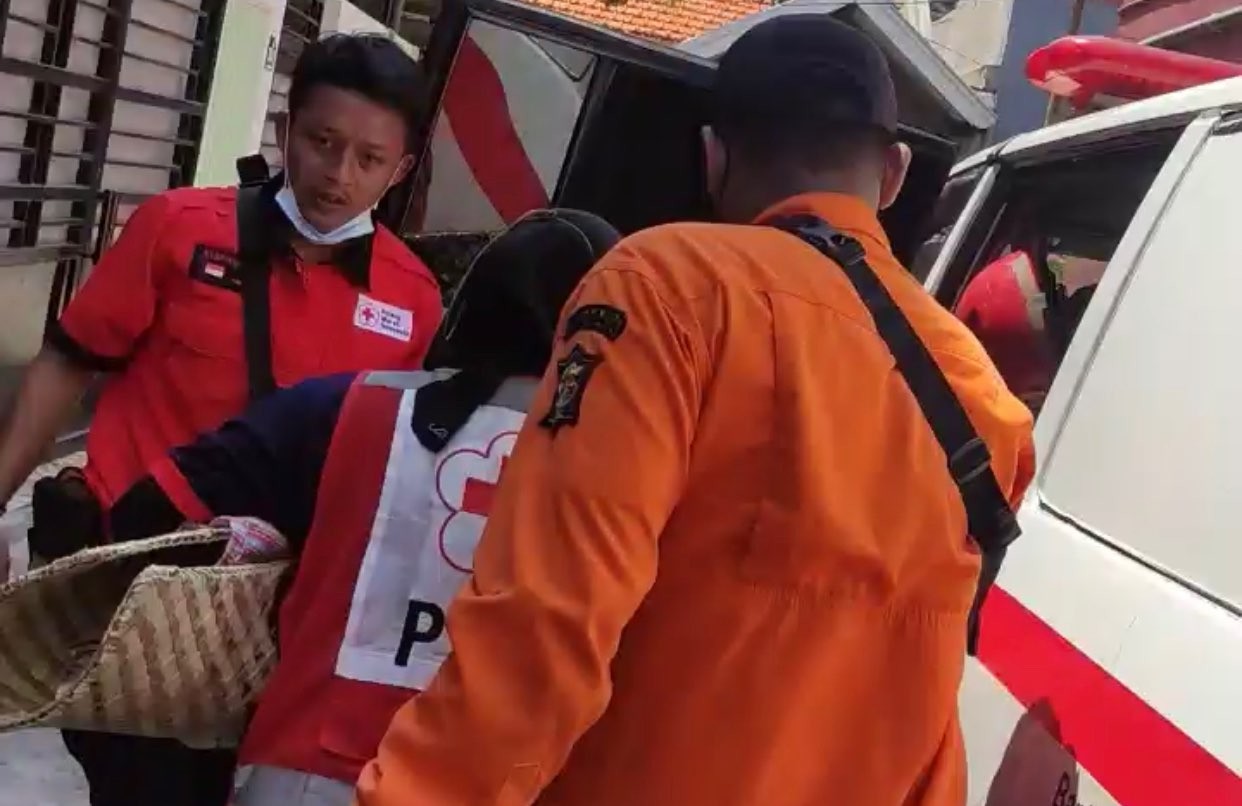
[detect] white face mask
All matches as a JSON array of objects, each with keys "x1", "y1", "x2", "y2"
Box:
[
  {"x1": 275, "y1": 120, "x2": 407, "y2": 246},
  {"x1": 274, "y1": 185, "x2": 378, "y2": 245}
]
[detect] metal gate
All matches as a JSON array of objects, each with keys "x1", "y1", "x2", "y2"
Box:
[{"x1": 0, "y1": 0, "x2": 226, "y2": 318}]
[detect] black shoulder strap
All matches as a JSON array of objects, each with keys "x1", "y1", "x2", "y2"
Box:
[
  {"x1": 236, "y1": 175, "x2": 276, "y2": 403},
  {"x1": 769, "y1": 215, "x2": 1021, "y2": 656}
]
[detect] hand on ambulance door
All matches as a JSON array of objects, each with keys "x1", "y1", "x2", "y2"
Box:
[{"x1": 356, "y1": 255, "x2": 710, "y2": 805}]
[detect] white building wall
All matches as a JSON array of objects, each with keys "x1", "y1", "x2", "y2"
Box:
[{"x1": 929, "y1": 0, "x2": 1015, "y2": 98}]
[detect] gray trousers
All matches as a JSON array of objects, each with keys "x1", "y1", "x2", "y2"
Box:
[{"x1": 233, "y1": 766, "x2": 355, "y2": 806}]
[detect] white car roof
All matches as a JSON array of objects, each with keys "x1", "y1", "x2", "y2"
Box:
[{"x1": 954, "y1": 75, "x2": 1242, "y2": 174}]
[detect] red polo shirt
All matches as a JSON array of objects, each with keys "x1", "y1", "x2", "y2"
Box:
[
  {"x1": 952, "y1": 251, "x2": 1055, "y2": 412},
  {"x1": 48, "y1": 183, "x2": 442, "y2": 508}
]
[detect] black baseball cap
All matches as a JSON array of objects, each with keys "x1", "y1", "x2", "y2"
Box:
[
  {"x1": 710, "y1": 14, "x2": 899, "y2": 139},
  {"x1": 440, "y1": 208, "x2": 620, "y2": 365}
]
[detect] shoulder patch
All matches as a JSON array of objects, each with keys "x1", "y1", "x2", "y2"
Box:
[
  {"x1": 540, "y1": 345, "x2": 602, "y2": 434},
  {"x1": 564, "y1": 304, "x2": 627, "y2": 342}
]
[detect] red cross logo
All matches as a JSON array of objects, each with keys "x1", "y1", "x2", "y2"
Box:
[
  {"x1": 434, "y1": 432, "x2": 518, "y2": 573},
  {"x1": 360, "y1": 305, "x2": 377, "y2": 325},
  {"x1": 461, "y1": 457, "x2": 508, "y2": 516}
]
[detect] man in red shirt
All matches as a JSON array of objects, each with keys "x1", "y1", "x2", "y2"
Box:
[
  {"x1": 953, "y1": 250, "x2": 1057, "y2": 414},
  {"x1": 953, "y1": 246, "x2": 1106, "y2": 416},
  {"x1": 95, "y1": 209, "x2": 621, "y2": 806},
  {"x1": 0, "y1": 32, "x2": 442, "y2": 806}
]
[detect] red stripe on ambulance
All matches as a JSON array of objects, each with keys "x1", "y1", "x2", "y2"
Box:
[
  {"x1": 444, "y1": 35, "x2": 549, "y2": 222},
  {"x1": 978, "y1": 587, "x2": 1242, "y2": 805}
]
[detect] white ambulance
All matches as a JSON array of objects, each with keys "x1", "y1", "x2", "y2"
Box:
[{"x1": 922, "y1": 76, "x2": 1242, "y2": 805}]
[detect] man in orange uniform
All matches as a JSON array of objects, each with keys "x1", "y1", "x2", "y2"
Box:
[{"x1": 357, "y1": 16, "x2": 1035, "y2": 806}]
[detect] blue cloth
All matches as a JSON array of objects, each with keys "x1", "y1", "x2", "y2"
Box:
[{"x1": 166, "y1": 372, "x2": 357, "y2": 546}]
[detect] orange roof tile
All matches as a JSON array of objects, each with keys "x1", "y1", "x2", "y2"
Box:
[{"x1": 524, "y1": 0, "x2": 766, "y2": 43}]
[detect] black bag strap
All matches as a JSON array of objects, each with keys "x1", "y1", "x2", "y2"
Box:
[
  {"x1": 769, "y1": 215, "x2": 1021, "y2": 656},
  {"x1": 235, "y1": 157, "x2": 276, "y2": 402}
]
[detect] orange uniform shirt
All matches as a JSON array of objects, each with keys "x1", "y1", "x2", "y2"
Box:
[{"x1": 357, "y1": 193, "x2": 1035, "y2": 806}]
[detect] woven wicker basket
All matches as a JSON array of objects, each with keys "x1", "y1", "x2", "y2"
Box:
[{"x1": 0, "y1": 528, "x2": 288, "y2": 748}]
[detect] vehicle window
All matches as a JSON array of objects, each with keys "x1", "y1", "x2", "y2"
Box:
[
  {"x1": 1041, "y1": 122, "x2": 1242, "y2": 609},
  {"x1": 946, "y1": 133, "x2": 1179, "y2": 416},
  {"x1": 910, "y1": 165, "x2": 985, "y2": 282},
  {"x1": 419, "y1": 19, "x2": 595, "y2": 234}
]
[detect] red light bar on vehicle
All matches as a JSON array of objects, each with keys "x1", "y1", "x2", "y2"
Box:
[{"x1": 1027, "y1": 35, "x2": 1242, "y2": 108}]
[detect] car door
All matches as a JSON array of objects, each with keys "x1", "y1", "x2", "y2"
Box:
[{"x1": 938, "y1": 110, "x2": 1242, "y2": 804}]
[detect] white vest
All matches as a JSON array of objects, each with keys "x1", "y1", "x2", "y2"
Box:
[{"x1": 334, "y1": 371, "x2": 535, "y2": 690}]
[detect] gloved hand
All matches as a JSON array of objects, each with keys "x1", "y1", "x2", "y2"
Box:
[{"x1": 27, "y1": 467, "x2": 102, "y2": 562}]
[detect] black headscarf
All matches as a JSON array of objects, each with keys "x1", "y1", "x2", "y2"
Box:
[{"x1": 411, "y1": 209, "x2": 621, "y2": 451}]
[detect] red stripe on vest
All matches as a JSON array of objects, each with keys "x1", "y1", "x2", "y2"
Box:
[
  {"x1": 978, "y1": 587, "x2": 1242, "y2": 804},
  {"x1": 239, "y1": 380, "x2": 414, "y2": 783},
  {"x1": 444, "y1": 34, "x2": 549, "y2": 222}
]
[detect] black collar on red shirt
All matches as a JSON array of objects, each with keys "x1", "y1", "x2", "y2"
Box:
[{"x1": 252, "y1": 174, "x2": 375, "y2": 290}]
